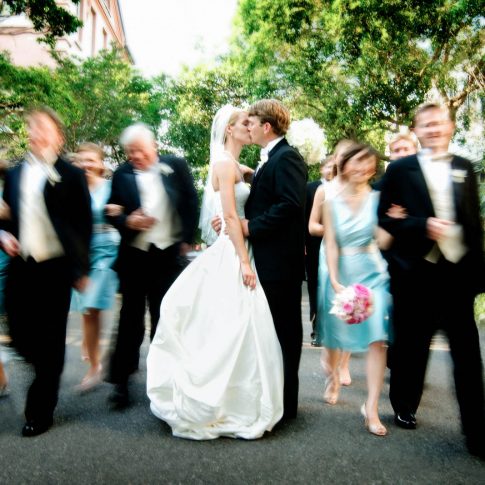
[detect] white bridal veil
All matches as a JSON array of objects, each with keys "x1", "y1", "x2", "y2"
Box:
[{"x1": 198, "y1": 104, "x2": 240, "y2": 245}]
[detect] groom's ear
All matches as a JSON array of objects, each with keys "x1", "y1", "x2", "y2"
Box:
[{"x1": 263, "y1": 122, "x2": 273, "y2": 135}]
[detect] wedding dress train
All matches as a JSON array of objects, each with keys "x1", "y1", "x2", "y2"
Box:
[{"x1": 147, "y1": 181, "x2": 284, "y2": 440}]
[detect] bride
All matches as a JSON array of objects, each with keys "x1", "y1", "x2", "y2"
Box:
[{"x1": 146, "y1": 105, "x2": 284, "y2": 440}]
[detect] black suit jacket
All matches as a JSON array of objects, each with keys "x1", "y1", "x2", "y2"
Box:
[
  {"x1": 377, "y1": 154, "x2": 484, "y2": 295},
  {"x1": 107, "y1": 154, "x2": 199, "y2": 259},
  {"x1": 305, "y1": 180, "x2": 323, "y2": 255},
  {"x1": 245, "y1": 139, "x2": 308, "y2": 282},
  {"x1": 1, "y1": 156, "x2": 92, "y2": 283}
]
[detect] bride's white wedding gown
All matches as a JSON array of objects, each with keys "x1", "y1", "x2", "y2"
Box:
[{"x1": 146, "y1": 181, "x2": 284, "y2": 440}]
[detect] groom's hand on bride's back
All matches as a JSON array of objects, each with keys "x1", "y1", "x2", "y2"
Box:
[
  {"x1": 211, "y1": 215, "x2": 222, "y2": 235},
  {"x1": 211, "y1": 216, "x2": 249, "y2": 237}
]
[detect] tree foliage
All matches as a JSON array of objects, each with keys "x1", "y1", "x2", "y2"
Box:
[
  {"x1": 0, "y1": 49, "x2": 161, "y2": 162},
  {"x1": 155, "y1": 63, "x2": 268, "y2": 170},
  {"x1": 1, "y1": 0, "x2": 82, "y2": 47},
  {"x1": 232, "y1": 0, "x2": 484, "y2": 147}
]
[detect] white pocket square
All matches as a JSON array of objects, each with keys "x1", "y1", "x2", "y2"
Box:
[
  {"x1": 159, "y1": 163, "x2": 174, "y2": 175},
  {"x1": 451, "y1": 169, "x2": 467, "y2": 183}
]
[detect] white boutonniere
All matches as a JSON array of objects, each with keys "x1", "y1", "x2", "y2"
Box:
[
  {"x1": 451, "y1": 169, "x2": 467, "y2": 183},
  {"x1": 45, "y1": 164, "x2": 62, "y2": 186},
  {"x1": 159, "y1": 163, "x2": 174, "y2": 176}
]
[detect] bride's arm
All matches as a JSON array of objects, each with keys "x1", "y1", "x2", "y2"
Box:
[
  {"x1": 213, "y1": 161, "x2": 256, "y2": 289},
  {"x1": 308, "y1": 185, "x2": 325, "y2": 237}
]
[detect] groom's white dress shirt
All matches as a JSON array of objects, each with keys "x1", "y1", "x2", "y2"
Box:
[
  {"x1": 255, "y1": 136, "x2": 284, "y2": 175},
  {"x1": 19, "y1": 152, "x2": 64, "y2": 262},
  {"x1": 418, "y1": 149, "x2": 467, "y2": 264},
  {"x1": 132, "y1": 161, "x2": 182, "y2": 251}
]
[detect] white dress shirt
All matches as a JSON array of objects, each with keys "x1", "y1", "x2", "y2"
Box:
[
  {"x1": 19, "y1": 153, "x2": 64, "y2": 262},
  {"x1": 255, "y1": 136, "x2": 284, "y2": 175},
  {"x1": 418, "y1": 149, "x2": 467, "y2": 263},
  {"x1": 131, "y1": 162, "x2": 182, "y2": 251}
]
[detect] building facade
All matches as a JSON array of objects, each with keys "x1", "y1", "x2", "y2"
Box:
[{"x1": 0, "y1": 0, "x2": 130, "y2": 67}]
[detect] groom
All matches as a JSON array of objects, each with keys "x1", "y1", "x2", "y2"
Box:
[{"x1": 242, "y1": 99, "x2": 308, "y2": 419}]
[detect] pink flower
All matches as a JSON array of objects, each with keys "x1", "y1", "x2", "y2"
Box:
[{"x1": 329, "y1": 283, "x2": 374, "y2": 325}]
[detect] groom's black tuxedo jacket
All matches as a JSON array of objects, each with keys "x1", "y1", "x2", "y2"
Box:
[
  {"x1": 377, "y1": 154, "x2": 484, "y2": 295},
  {"x1": 245, "y1": 139, "x2": 308, "y2": 282},
  {"x1": 1, "y1": 156, "x2": 92, "y2": 283},
  {"x1": 106, "y1": 155, "x2": 198, "y2": 265}
]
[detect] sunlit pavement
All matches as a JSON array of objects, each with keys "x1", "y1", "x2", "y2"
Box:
[{"x1": 1, "y1": 284, "x2": 484, "y2": 484}]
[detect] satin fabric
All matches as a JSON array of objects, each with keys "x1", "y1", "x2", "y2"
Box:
[{"x1": 147, "y1": 182, "x2": 284, "y2": 440}]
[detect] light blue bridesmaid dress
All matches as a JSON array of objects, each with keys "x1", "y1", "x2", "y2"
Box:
[
  {"x1": 315, "y1": 191, "x2": 390, "y2": 351},
  {"x1": 71, "y1": 180, "x2": 120, "y2": 312}
]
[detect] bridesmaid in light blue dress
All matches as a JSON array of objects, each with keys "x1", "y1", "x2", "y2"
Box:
[
  {"x1": 321, "y1": 142, "x2": 390, "y2": 436},
  {"x1": 71, "y1": 144, "x2": 120, "y2": 392}
]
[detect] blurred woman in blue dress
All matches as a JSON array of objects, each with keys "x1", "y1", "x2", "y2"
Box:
[
  {"x1": 321, "y1": 143, "x2": 391, "y2": 436},
  {"x1": 71, "y1": 143, "x2": 120, "y2": 392}
]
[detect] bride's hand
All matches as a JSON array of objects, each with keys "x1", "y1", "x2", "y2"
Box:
[{"x1": 241, "y1": 262, "x2": 256, "y2": 290}]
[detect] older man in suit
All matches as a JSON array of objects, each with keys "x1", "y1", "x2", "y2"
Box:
[
  {"x1": 378, "y1": 103, "x2": 485, "y2": 459},
  {"x1": 105, "y1": 123, "x2": 198, "y2": 408},
  {"x1": 1, "y1": 107, "x2": 92, "y2": 436}
]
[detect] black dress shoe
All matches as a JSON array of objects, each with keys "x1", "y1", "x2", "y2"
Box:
[
  {"x1": 22, "y1": 419, "x2": 53, "y2": 437},
  {"x1": 466, "y1": 438, "x2": 485, "y2": 460},
  {"x1": 108, "y1": 383, "x2": 130, "y2": 410},
  {"x1": 394, "y1": 412, "x2": 417, "y2": 429}
]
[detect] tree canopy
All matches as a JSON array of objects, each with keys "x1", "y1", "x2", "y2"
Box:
[
  {"x1": 0, "y1": 49, "x2": 161, "y2": 162},
  {"x1": 0, "y1": 0, "x2": 82, "y2": 46},
  {"x1": 231, "y1": 0, "x2": 484, "y2": 146}
]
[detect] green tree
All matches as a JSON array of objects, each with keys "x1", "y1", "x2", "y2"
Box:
[
  {"x1": 155, "y1": 63, "x2": 267, "y2": 171},
  {"x1": 0, "y1": 49, "x2": 161, "y2": 162},
  {"x1": 232, "y1": 0, "x2": 484, "y2": 146},
  {"x1": 0, "y1": 0, "x2": 82, "y2": 47}
]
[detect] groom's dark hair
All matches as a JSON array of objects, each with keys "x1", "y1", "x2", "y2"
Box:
[{"x1": 248, "y1": 99, "x2": 290, "y2": 136}]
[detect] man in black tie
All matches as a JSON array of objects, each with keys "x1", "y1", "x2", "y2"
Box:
[
  {"x1": 305, "y1": 157, "x2": 335, "y2": 345},
  {"x1": 378, "y1": 103, "x2": 485, "y2": 459},
  {"x1": 1, "y1": 107, "x2": 92, "y2": 436},
  {"x1": 243, "y1": 99, "x2": 308, "y2": 419},
  {"x1": 105, "y1": 123, "x2": 198, "y2": 408}
]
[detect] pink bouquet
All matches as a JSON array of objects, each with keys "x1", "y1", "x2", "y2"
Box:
[{"x1": 329, "y1": 284, "x2": 373, "y2": 324}]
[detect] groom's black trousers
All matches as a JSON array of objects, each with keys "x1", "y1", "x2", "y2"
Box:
[
  {"x1": 260, "y1": 280, "x2": 303, "y2": 419},
  {"x1": 6, "y1": 256, "x2": 72, "y2": 424}
]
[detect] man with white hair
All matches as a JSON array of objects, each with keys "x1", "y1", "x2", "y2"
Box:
[{"x1": 105, "y1": 123, "x2": 198, "y2": 408}]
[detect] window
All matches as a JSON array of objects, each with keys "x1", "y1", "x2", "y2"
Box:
[
  {"x1": 78, "y1": 0, "x2": 84, "y2": 42},
  {"x1": 91, "y1": 8, "x2": 96, "y2": 56}
]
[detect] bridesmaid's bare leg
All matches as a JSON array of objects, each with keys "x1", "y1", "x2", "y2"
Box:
[
  {"x1": 339, "y1": 351, "x2": 352, "y2": 385},
  {"x1": 364, "y1": 341, "x2": 387, "y2": 435},
  {"x1": 0, "y1": 360, "x2": 8, "y2": 393},
  {"x1": 324, "y1": 347, "x2": 341, "y2": 405},
  {"x1": 77, "y1": 309, "x2": 102, "y2": 391}
]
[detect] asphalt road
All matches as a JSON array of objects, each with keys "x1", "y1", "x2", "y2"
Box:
[{"x1": 1, "y1": 285, "x2": 484, "y2": 484}]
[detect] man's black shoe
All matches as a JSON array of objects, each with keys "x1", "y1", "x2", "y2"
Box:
[
  {"x1": 467, "y1": 438, "x2": 485, "y2": 460},
  {"x1": 394, "y1": 412, "x2": 417, "y2": 429},
  {"x1": 22, "y1": 418, "x2": 53, "y2": 437},
  {"x1": 108, "y1": 383, "x2": 130, "y2": 410}
]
